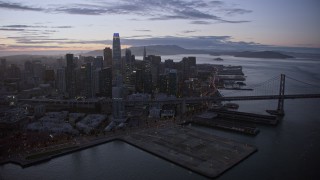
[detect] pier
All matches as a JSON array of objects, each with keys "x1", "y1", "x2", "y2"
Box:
[{"x1": 123, "y1": 126, "x2": 257, "y2": 178}]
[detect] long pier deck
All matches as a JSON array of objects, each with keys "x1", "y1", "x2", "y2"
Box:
[
  {"x1": 210, "y1": 109, "x2": 279, "y2": 125},
  {"x1": 123, "y1": 126, "x2": 257, "y2": 178}
]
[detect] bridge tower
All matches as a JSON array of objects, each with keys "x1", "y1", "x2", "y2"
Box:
[
  {"x1": 277, "y1": 74, "x2": 286, "y2": 115},
  {"x1": 267, "y1": 74, "x2": 285, "y2": 116}
]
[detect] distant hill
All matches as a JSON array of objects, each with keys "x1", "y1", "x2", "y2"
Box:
[
  {"x1": 82, "y1": 47, "x2": 296, "y2": 59},
  {"x1": 82, "y1": 45, "x2": 208, "y2": 57},
  {"x1": 232, "y1": 51, "x2": 294, "y2": 59}
]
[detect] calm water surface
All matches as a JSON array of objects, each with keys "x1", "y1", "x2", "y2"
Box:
[{"x1": 1, "y1": 54, "x2": 320, "y2": 179}]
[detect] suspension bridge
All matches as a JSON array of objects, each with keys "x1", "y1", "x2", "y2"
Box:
[{"x1": 18, "y1": 74, "x2": 320, "y2": 116}]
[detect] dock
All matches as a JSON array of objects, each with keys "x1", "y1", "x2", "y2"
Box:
[
  {"x1": 123, "y1": 126, "x2": 257, "y2": 178},
  {"x1": 210, "y1": 109, "x2": 279, "y2": 125},
  {"x1": 188, "y1": 118, "x2": 259, "y2": 135}
]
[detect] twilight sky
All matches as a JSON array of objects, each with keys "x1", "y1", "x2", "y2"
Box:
[{"x1": 0, "y1": 0, "x2": 319, "y2": 55}]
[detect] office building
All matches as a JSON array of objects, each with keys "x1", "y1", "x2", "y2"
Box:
[
  {"x1": 99, "y1": 67, "x2": 112, "y2": 98},
  {"x1": 103, "y1": 47, "x2": 112, "y2": 67},
  {"x1": 56, "y1": 68, "x2": 66, "y2": 94},
  {"x1": 66, "y1": 54, "x2": 76, "y2": 98}
]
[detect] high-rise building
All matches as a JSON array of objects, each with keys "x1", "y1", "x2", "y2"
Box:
[
  {"x1": 99, "y1": 68, "x2": 112, "y2": 98},
  {"x1": 93, "y1": 56, "x2": 103, "y2": 69},
  {"x1": 165, "y1": 59, "x2": 174, "y2": 69},
  {"x1": 124, "y1": 49, "x2": 133, "y2": 85},
  {"x1": 112, "y1": 33, "x2": 125, "y2": 120},
  {"x1": 167, "y1": 69, "x2": 178, "y2": 96},
  {"x1": 112, "y1": 33, "x2": 121, "y2": 80},
  {"x1": 32, "y1": 60, "x2": 45, "y2": 83},
  {"x1": 85, "y1": 63, "x2": 94, "y2": 98},
  {"x1": 180, "y1": 56, "x2": 197, "y2": 80},
  {"x1": 24, "y1": 61, "x2": 33, "y2": 74},
  {"x1": 103, "y1": 47, "x2": 112, "y2": 67},
  {"x1": 143, "y1": 46, "x2": 146, "y2": 61},
  {"x1": 7, "y1": 64, "x2": 21, "y2": 79},
  {"x1": 0, "y1": 58, "x2": 7, "y2": 80},
  {"x1": 75, "y1": 65, "x2": 86, "y2": 97},
  {"x1": 93, "y1": 69, "x2": 100, "y2": 96},
  {"x1": 56, "y1": 68, "x2": 66, "y2": 94},
  {"x1": 149, "y1": 55, "x2": 161, "y2": 89},
  {"x1": 66, "y1": 53, "x2": 76, "y2": 98}
]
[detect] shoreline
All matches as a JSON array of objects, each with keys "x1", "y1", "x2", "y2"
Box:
[{"x1": 0, "y1": 126, "x2": 257, "y2": 179}]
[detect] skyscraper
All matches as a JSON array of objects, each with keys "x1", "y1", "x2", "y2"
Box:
[
  {"x1": 56, "y1": 68, "x2": 66, "y2": 94},
  {"x1": 103, "y1": 47, "x2": 112, "y2": 67},
  {"x1": 99, "y1": 67, "x2": 112, "y2": 98},
  {"x1": 112, "y1": 33, "x2": 121, "y2": 83},
  {"x1": 0, "y1": 58, "x2": 7, "y2": 80},
  {"x1": 112, "y1": 33, "x2": 125, "y2": 120},
  {"x1": 143, "y1": 46, "x2": 146, "y2": 61},
  {"x1": 66, "y1": 53, "x2": 76, "y2": 98}
]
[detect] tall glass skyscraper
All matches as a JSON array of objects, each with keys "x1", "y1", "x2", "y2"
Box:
[
  {"x1": 112, "y1": 33, "x2": 121, "y2": 81},
  {"x1": 111, "y1": 33, "x2": 125, "y2": 120}
]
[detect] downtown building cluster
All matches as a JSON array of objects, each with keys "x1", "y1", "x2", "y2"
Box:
[
  {"x1": 0, "y1": 33, "x2": 223, "y2": 105},
  {"x1": 57, "y1": 34, "x2": 199, "y2": 100}
]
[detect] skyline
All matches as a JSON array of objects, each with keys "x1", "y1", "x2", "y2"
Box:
[{"x1": 1, "y1": 0, "x2": 320, "y2": 55}]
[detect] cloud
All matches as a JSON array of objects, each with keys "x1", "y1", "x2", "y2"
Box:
[
  {"x1": 209, "y1": 1, "x2": 224, "y2": 6},
  {"x1": 2, "y1": 25, "x2": 45, "y2": 28},
  {"x1": 219, "y1": 19, "x2": 251, "y2": 23},
  {"x1": 0, "y1": 1, "x2": 43, "y2": 11},
  {"x1": 54, "y1": 7, "x2": 108, "y2": 15},
  {"x1": 52, "y1": 26, "x2": 73, "y2": 28},
  {"x1": 190, "y1": 21, "x2": 211, "y2": 25},
  {"x1": 182, "y1": 30, "x2": 198, "y2": 33},
  {"x1": 0, "y1": 0, "x2": 251, "y2": 24},
  {"x1": 174, "y1": 9, "x2": 220, "y2": 20},
  {"x1": 1, "y1": 24, "x2": 73, "y2": 29},
  {"x1": 224, "y1": 8, "x2": 253, "y2": 16},
  {"x1": 123, "y1": 35, "x2": 153, "y2": 38},
  {"x1": 8, "y1": 45, "x2": 63, "y2": 49},
  {"x1": 0, "y1": 28, "x2": 25, "y2": 31},
  {"x1": 134, "y1": 29, "x2": 151, "y2": 32}
]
